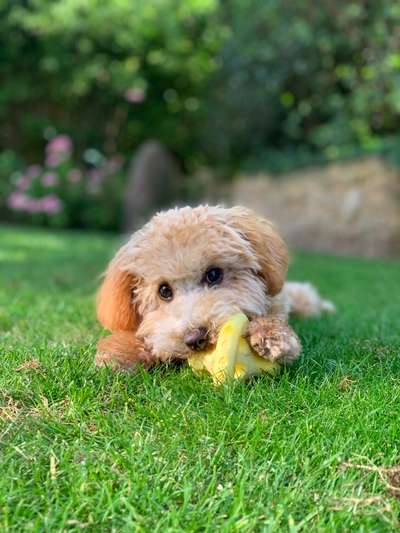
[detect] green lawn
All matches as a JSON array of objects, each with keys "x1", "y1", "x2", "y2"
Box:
[{"x1": 1, "y1": 225, "x2": 400, "y2": 532}]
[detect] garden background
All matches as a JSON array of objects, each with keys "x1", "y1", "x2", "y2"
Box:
[{"x1": 2, "y1": 0, "x2": 400, "y2": 233}]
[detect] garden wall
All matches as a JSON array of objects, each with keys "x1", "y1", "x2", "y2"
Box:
[{"x1": 232, "y1": 157, "x2": 400, "y2": 258}]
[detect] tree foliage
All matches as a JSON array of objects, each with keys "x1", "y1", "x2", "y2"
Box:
[
  {"x1": 0, "y1": 0, "x2": 222, "y2": 165},
  {"x1": 205, "y1": 0, "x2": 400, "y2": 171}
]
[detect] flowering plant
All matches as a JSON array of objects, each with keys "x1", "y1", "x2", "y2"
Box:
[{"x1": 6, "y1": 135, "x2": 126, "y2": 230}]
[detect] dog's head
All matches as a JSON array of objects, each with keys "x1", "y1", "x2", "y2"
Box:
[{"x1": 97, "y1": 205, "x2": 288, "y2": 360}]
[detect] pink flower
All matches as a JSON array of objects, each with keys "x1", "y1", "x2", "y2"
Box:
[
  {"x1": 45, "y1": 152, "x2": 64, "y2": 167},
  {"x1": 26, "y1": 165, "x2": 42, "y2": 178},
  {"x1": 7, "y1": 192, "x2": 62, "y2": 215},
  {"x1": 124, "y1": 87, "x2": 145, "y2": 103},
  {"x1": 87, "y1": 168, "x2": 104, "y2": 195},
  {"x1": 67, "y1": 168, "x2": 82, "y2": 184},
  {"x1": 104, "y1": 155, "x2": 124, "y2": 174},
  {"x1": 24, "y1": 198, "x2": 42, "y2": 214},
  {"x1": 45, "y1": 135, "x2": 72, "y2": 166},
  {"x1": 41, "y1": 172, "x2": 58, "y2": 187},
  {"x1": 40, "y1": 194, "x2": 63, "y2": 214},
  {"x1": 16, "y1": 175, "x2": 31, "y2": 191},
  {"x1": 7, "y1": 192, "x2": 30, "y2": 210},
  {"x1": 46, "y1": 134, "x2": 73, "y2": 155},
  {"x1": 90, "y1": 168, "x2": 105, "y2": 181}
]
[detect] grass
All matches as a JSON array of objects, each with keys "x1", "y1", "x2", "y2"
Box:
[{"x1": 1, "y1": 224, "x2": 400, "y2": 532}]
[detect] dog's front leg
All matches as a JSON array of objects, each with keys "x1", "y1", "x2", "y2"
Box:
[
  {"x1": 247, "y1": 317, "x2": 301, "y2": 364},
  {"x1": 95, "y1": 332, "x2": 155, "y2": 371}
]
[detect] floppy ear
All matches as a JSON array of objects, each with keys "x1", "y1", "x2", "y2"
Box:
[
  {"x1": 226, "y1": 206, "x2": 288, "y2": 296},
  {"x1": 96, "y1": 261, "x2": 140, "y2": 332}
]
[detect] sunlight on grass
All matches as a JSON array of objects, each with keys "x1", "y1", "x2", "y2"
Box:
[
  {"x1": 0, "y1": 250, "x2": 28, "y2": 262},
  {"x1": 0, "y1": 229, "x2": 66, "y2": 251}
]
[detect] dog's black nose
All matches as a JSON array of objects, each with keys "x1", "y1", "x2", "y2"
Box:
[{"x1": 184, "y1": 327, "x2": 209, "y2": 351}]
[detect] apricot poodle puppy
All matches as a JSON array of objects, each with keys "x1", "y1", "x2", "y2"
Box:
[{"x1": 95, "y1": 205, "x2": 334, "y2": 370}]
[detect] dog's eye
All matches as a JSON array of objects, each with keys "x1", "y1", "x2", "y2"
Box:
[
  {"x1": 158, "y1": 283, "x2": 173, "y2": 301},
  {"x1": 203, "y1": 266, "x2": 223, "y2": 287}
]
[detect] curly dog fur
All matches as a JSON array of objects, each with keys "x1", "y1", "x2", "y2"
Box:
[{"x1": 95, "y1": 205, "x2": 334, "y2": 370}]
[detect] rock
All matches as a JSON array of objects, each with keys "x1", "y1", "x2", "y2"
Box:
[
  {"x1": 232, "y1": 157, "x2": 400, "y2": 257},
  {"x1": 123, "y1": 141, "x2": 184, "y2": 231}
]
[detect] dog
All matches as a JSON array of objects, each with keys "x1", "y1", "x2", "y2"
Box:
[{"x1": 95, "y1": 205, "x2": 334, "y2": 370}]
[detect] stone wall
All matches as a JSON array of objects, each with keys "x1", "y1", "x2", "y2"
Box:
[{"x1": 232, "y1": 157, "x2": 400, "y2": 257}]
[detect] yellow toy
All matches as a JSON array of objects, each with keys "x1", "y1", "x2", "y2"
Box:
[{"x1": 188, "y1": 313, "x2": 280, "y2": 384}]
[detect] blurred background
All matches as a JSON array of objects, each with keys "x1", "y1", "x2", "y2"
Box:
[{"x1": 1, "y1": 0, "x2": 399, "y2": 257}]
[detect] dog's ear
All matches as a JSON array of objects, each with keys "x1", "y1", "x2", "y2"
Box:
[
  {"x1": 226, "y1": 206, "x2": 288, "y2": 296},
  {"x1": 96, "y1": 261, "x2": 140, "y2": 332}
]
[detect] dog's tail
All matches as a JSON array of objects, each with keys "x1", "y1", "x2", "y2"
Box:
[{"x1": 283, "y1": 281, "x2": 336, "y2": 318}]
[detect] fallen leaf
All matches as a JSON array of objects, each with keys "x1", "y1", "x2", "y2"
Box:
[
  {"x1": 330, "y1": 495, "x2": 385, "y2": 511},
  {"x1": 15, "y1": 359, "x2": 41, "y2": 372},
  {"x1": 0, "y1": 395, "x2": 21, "y2": 421},
  {"x1": 338, "y1": 377, "x2": 355, "y2": 390}
]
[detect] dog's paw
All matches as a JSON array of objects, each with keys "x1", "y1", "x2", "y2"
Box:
[
  {"x1": 247, "y1": 318, "x2": 301, "y2": 364},
  {"x1": 250, "y1": 332, "x2": 301, "y2": 364},
  {"x1": 95, "y1": 332, "x2": 155, "y2": 371}
]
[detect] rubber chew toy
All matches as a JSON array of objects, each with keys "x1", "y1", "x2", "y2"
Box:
[{"x1": 188, "y1": 313, "x2": 280, "y2": 384}]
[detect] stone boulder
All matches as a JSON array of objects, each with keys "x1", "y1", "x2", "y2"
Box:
[
  {"x1": 232, "y1": 157, "x2": 400, "y2": 257},
  {"x1": 123, "y1": 140, "x2": 184, "y2": 232}
]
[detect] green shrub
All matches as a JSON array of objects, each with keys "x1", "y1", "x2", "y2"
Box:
[
  {"x1": 205, "y1": 0, "x2": 400, "y2": 171},
  {"x1": 0, "y1": 0, "x2": 222, "y2": 170},
  {"x1": 5, "y1": 135, "x2": 125, "y2": 231}
]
